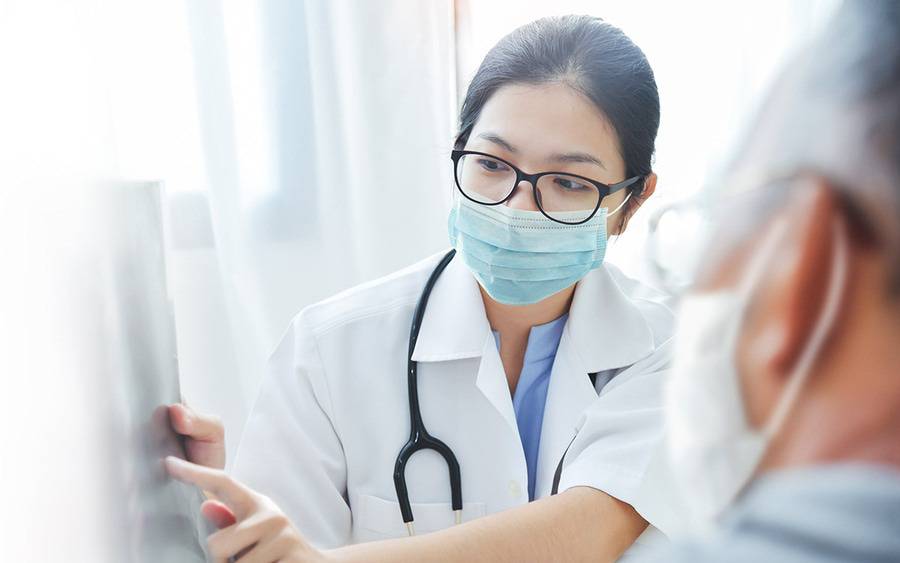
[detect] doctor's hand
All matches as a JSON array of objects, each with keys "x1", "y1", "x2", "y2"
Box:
[
  {"x1": 168, "y1": 403, "x2": 227, "y2": 470},
  {"x1": 165, "y1": 456, "x2": 328, "y2": 563}
]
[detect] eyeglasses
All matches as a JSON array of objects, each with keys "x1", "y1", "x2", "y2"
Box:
[
  {"x1": 451, "y1": 149, "x2": 643, "y2": 225},
  {"x1": 645, "y1": 173, "x2": 823, "y2": 296}
]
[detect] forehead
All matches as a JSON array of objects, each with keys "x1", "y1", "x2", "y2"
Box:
[{"x1": 469, "y1": 83, "x2": 624, "y2": 172}]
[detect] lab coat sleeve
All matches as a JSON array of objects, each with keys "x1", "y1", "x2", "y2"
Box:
[
  {"x1": 231, "y1": 315, "x2": 351, "y2": 549},
  {"x1": 556, "y1": 339, "x2": 682, "y2": 538}
]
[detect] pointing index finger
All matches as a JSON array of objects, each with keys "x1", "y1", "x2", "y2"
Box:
[{"x1": 164, "y1": 456, "x2": 256, "y2": 520}]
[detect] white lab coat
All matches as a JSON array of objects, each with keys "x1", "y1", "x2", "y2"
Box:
[{"x1": 232, "y1": 250, "x2": 677, "y2": 560}]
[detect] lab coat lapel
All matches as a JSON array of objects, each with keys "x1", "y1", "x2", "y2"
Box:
[
  {"x1": 534, "y1": 329, "x2": 595, "y2": 496},
  {"x1": 410, "y1": 252, "x2": 490, "y2": 363},
  {"x1": 534, "y1": 264, "x2": 658, "y2": 496},
  {"x1": 568, "y1": 264, "x2": 657, "y2": 372},
  {"x1": 410, "y1": 251, "x2": 519, "y2": 435},
  {"x1": 474, "y1": 331, "x2": 519, "y2": 435}
]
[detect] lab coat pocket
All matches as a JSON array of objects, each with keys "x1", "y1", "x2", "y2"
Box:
[{"x1": 354, "y1": 494, "x2": 487, "y2": 541}]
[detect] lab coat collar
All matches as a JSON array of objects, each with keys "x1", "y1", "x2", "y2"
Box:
[
  {"x1": 410, "y1": 252, "x2": 491, "y2": 363},
  {"x1": 567, "y1": 263, "x2": 657, "y2": 373},
  {"x1": 411, "y1": 256, "x2": 657, "y2": 372},
  {"x1": 411, "y1": 255, "x2": 659, "y2": 444},
  {"x1": 410, "y1": 253, "x2": 521, "y2": 434}
]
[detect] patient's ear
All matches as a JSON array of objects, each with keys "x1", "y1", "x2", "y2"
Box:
[
  {"x1": 738, "y1": 179, "x2": 846, "y2": 426},
  {"x1": 612, "y1": 173, "x2": 656, "y2": 235}
]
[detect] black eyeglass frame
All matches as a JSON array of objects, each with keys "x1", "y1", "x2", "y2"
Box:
[{"x1": 451, "y1": 149, "x2": 643, "y2": 225}]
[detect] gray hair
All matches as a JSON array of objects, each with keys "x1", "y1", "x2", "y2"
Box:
[{"x1": 726, "y1": 0, "x2": 900, "y2": 292}]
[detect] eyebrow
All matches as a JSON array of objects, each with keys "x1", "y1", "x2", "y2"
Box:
[
  {"x1": 476, "y1": 132, "x2": 518, "y2": 153},
  {"x1": 475, "y1": 131, "x2": 606, "y2": 170},
  {"x1": 549, "y1": 151, "x2": 606, "y2": 170}
]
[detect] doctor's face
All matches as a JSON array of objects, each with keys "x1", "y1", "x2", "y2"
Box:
[{"x1": 463, "y1": 83, "x2": 636, "y2": 234}]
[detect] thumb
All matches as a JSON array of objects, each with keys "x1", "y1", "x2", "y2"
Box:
[{"x1": 201, "y1": 499, "x2": 237, "y2": 529}]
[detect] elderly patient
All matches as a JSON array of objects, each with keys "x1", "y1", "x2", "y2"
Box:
[{"x1": 660, "y1": 1, "x2": 900, "y2": 561}]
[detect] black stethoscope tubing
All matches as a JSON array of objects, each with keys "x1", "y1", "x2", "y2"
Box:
[
  {"x1": 393, "y1": 249, "x2": 462, "y2": 535},
  {"x1": 393, "y1": 248, "x2": 604, "y2": 534}
]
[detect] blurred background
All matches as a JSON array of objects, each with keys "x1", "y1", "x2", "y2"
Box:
[{"x1": 0, "y1": 1, "x2": 839, "y2": 559}]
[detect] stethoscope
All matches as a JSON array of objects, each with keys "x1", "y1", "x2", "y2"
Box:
[
  {"x1": 393, "y1": 248, "x2": 614, "y2": 535},
  {"x1": 393, "y1": 248, "x2": 461, "y2": 536}
]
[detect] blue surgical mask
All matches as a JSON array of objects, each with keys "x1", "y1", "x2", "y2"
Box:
[{"x1": 447, "y1": 197, "x2": 607, "y2": 305}]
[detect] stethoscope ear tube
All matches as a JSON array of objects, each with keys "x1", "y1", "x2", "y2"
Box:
[{"x1": 394, "y1": 249, "x2": 463, "y2": 531}]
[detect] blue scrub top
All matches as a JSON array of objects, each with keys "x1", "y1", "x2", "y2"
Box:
[{"x1": 492, "y1": 313, "x2": 568, "y2": 501}]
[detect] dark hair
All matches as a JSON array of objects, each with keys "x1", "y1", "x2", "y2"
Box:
[{"x1": 455, "y1": 15, "x2": 660, "y2": 184}]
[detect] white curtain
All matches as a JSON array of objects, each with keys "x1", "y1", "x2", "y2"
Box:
[
  {"x1": 118, "y1": 0, "x2": 459, "y2": 463},
  {"x1": 10, "y1": 0, "x2": 457, "y2": 465}
]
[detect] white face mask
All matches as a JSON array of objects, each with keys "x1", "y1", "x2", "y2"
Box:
[{"x1": 664, "y1": 216, "x2": 848, "y2": 538}]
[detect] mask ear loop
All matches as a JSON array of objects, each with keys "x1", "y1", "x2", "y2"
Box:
[
  {"x1": 762, "y1": 217, "x2": 848, "y2": 438},
  {"x1": 735, "y1": 216, "x2": 792, "y2": 298},
  {"x1": 606, "y1": 190, "x2": 634, "y2": 217},
  {"x1": 603, "y1": 192, "x2": 635, "y2": 244}
]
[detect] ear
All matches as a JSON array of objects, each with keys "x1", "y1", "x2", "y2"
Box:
[
  {"x1": 738, "y1": 179, "x2": 847, "y2": 424},
  {"x1": 611, "y1": 173, "x2": 657, "y2": 235}
]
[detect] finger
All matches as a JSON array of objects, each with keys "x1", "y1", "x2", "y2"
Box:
[
  {"x1": 168, "y1": 404, "x2": 225, "y2": 442},
  {"x1": 207, "y1": 513, "x2": 282, "y2": 561},
  {"x1": 232, "y1": 529, "x2": 295, "y2": 563},
  {"x1": 167, "y1": 403, "x2": 193, "y2": 434},
  {"x1": 165, "y1": 456, "x2": 256, "y2": 519},
  {"x1": 209, "y1": 545, "x2": 252, "y2": 563},
  {"x1": 201, "y1": 499, "x2": 237, "y2": 529}
]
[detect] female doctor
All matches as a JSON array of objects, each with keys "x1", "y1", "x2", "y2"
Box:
[{"x1": 167, "y1": 15, "x2": 675, "y2": 562}]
